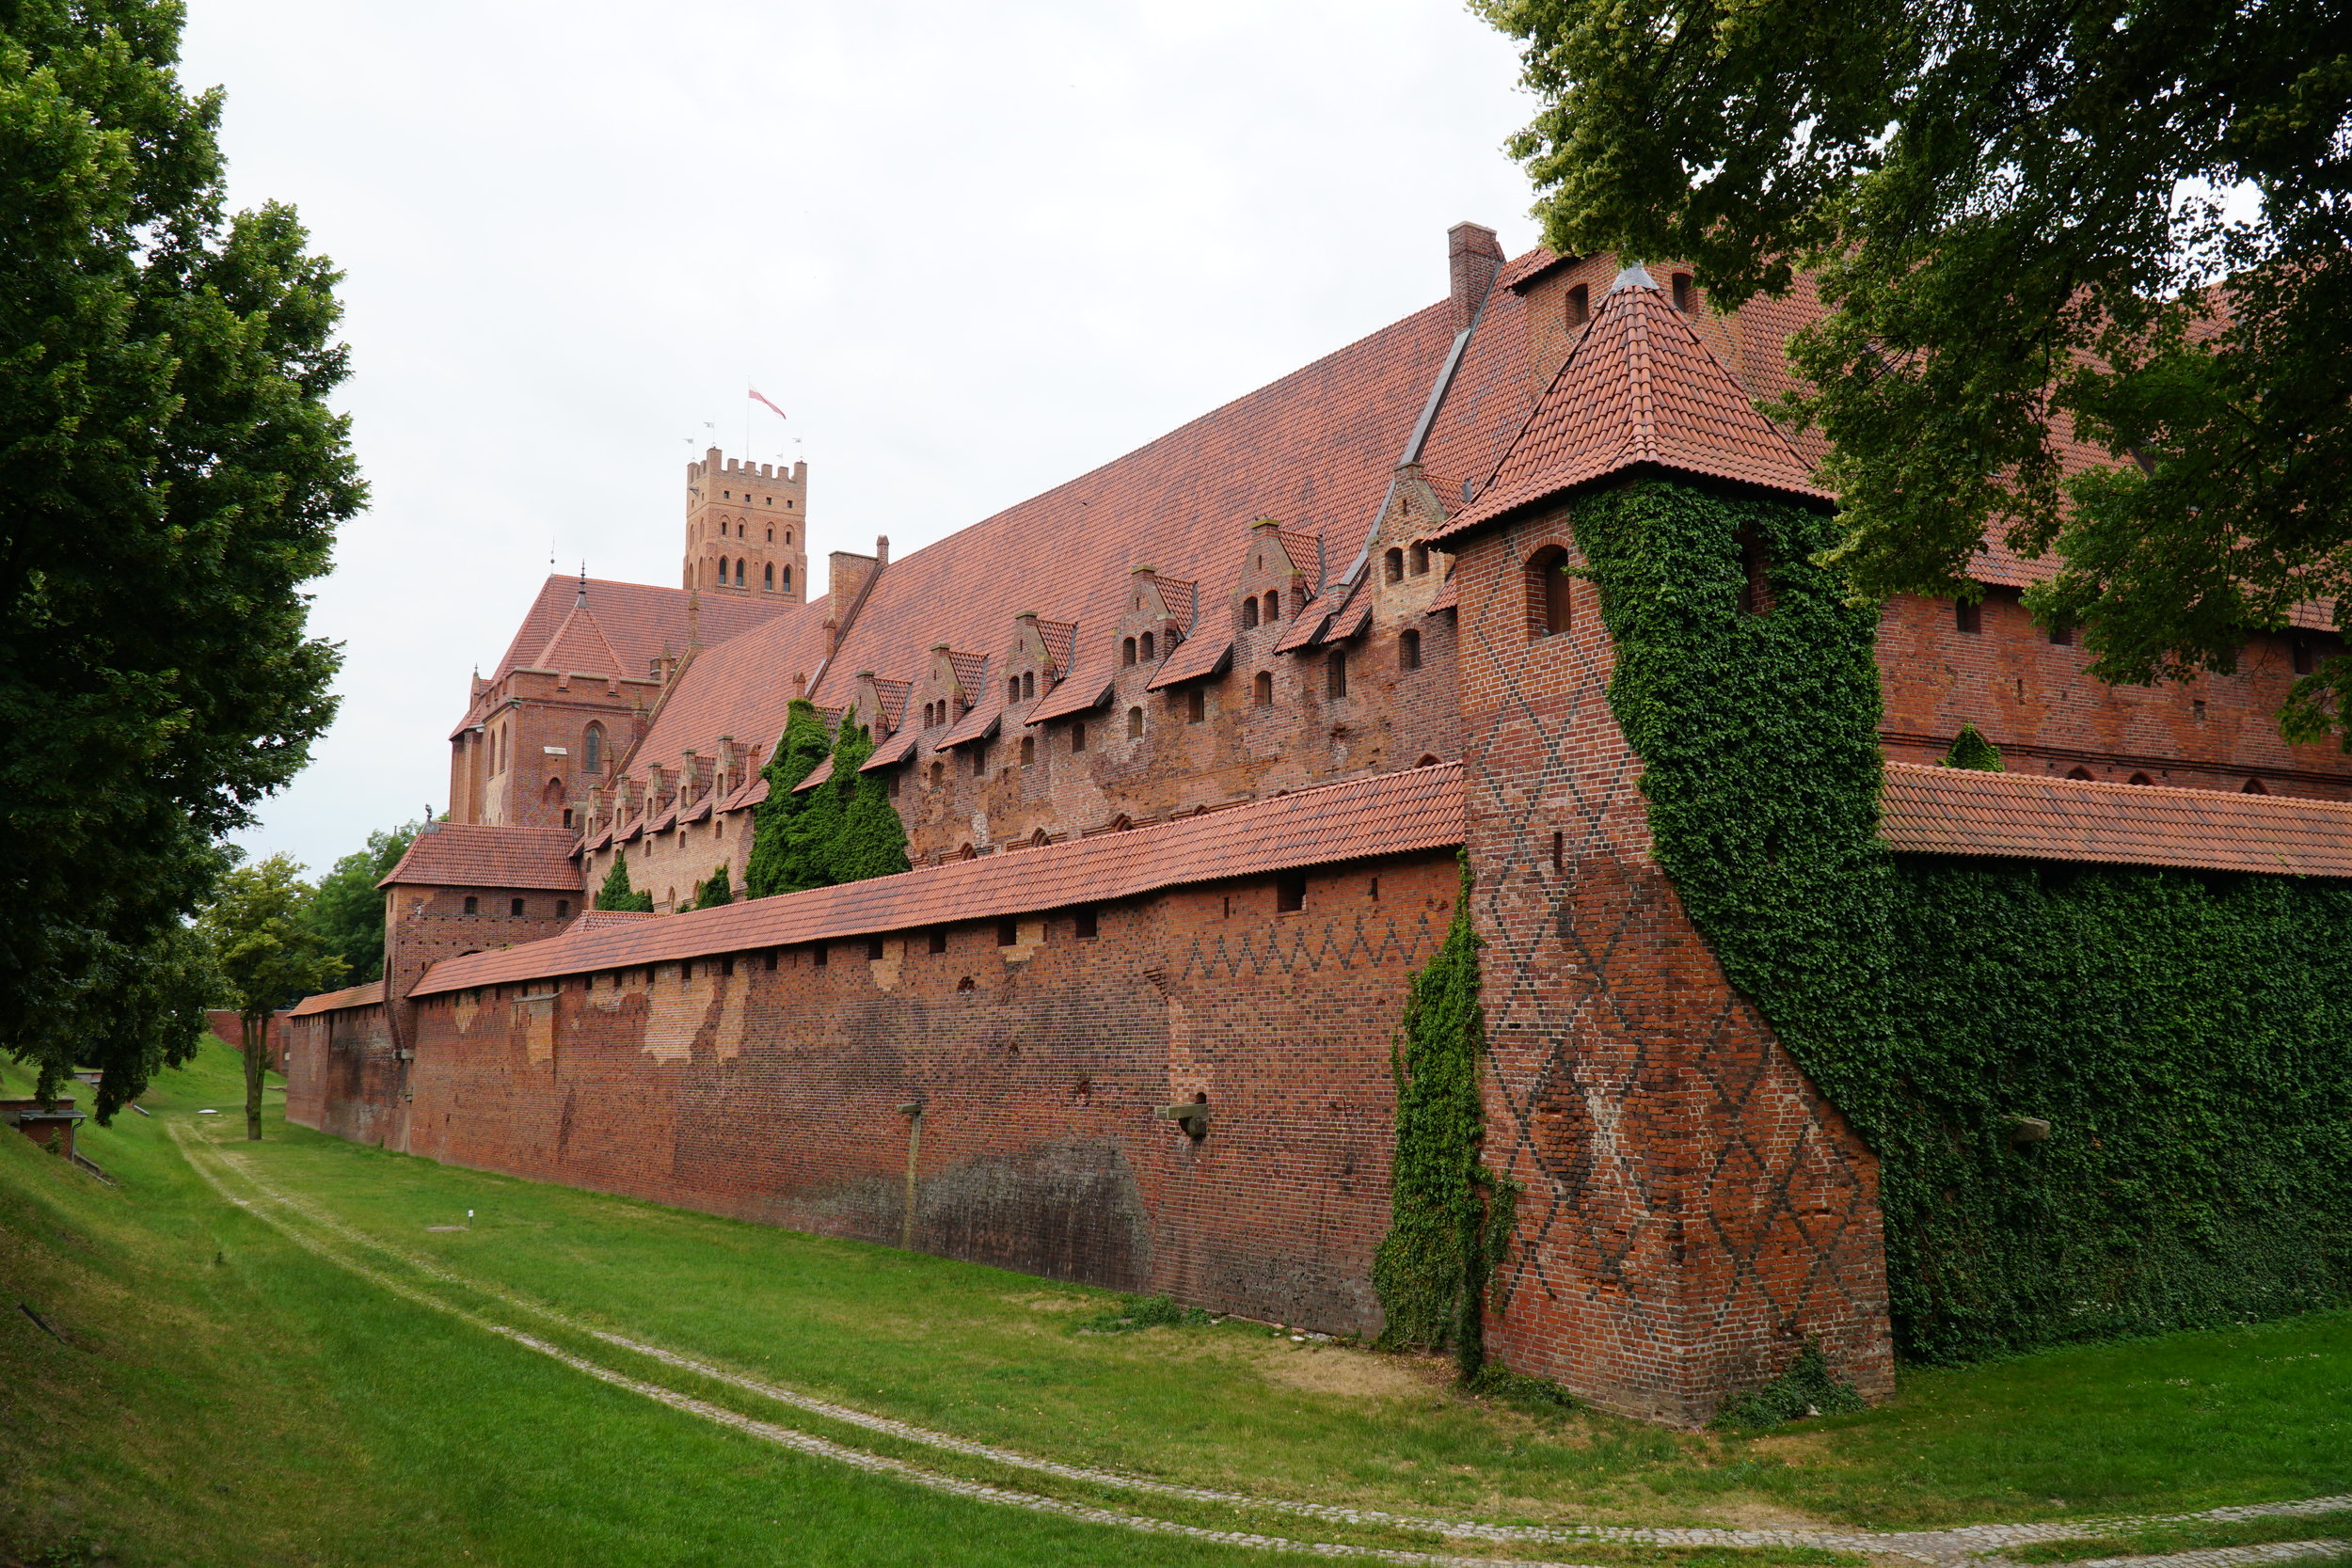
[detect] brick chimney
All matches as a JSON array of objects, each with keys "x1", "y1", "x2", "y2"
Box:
[{"x1": 1449, "y1": 222, "x2": 1504, "y2": 335}]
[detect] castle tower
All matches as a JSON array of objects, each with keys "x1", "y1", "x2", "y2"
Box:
[{"x1": 685, "y1": 447, "x2": 808, "y2": 602}]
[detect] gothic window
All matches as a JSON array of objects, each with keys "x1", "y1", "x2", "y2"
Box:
[
  {"x1": 1385, "y1": 548, "x2": 1404, "y2": 582},
  {"x1": 735, "y1": 559, "x2": 746, "y2": 587},
  {"x1": 1140, "y1": 631, "x2": 1154, "y2": 661},
  {"x1": 783, "y1": 564, "x2": 792, "y2": 589},
  {"x1": 1241, "y1": 597, "x2": 1259, "y2": 630},
  {"x1": 1253, "y1": 671, "x2": 1273, "y2": 706},
  {"x1": 1399, "y1": 628, "x2": 1422, "y2": 671},
  {"x1": 764, "y1": 563, "x2": 774, "y2": 589},
  {"x1": 1127, "y1": 705, "x2": 1144, "y2": 738},
  {"x1": 1527, "y1": 546, "x2": 1572, "y2": 638}
]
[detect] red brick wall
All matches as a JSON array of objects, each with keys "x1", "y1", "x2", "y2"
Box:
[
  {"x1": 284, "y1": 1003, "x2": 398, "y2": 1146},
  {"x1": 1449, "y1": 500, "x2": 1896, "y2": 1428},
  {"x1": 1878, "y1": 589, "x2": 2352, "y2": 798},
  {"x1": 315, "y1": 853, "x2": 1456, "y2": 1335}
]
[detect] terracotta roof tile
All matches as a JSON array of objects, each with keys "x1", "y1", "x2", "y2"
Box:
[
  {"x1": 1272, "y1": 603, "x2": 1335, "y2": 654},
  {"x1": 458, "y1": 577, "x2": 787, "y2": 736},
  {"x1": 869, "y1": 678, "x2": 913, "y2": 731},
  {"x1": 1434, "y1": 265, "x2": 1832, "y2": 544},
  {"x1": 864, "y1": 728, "x2": 920, "y2": 770},
  {"x1": 584, "y1": 826, "x2": 613, "y2": 852},
  {"x1": 644, "y1": 803, "x2": 677, "y2": 834},
  {"x1": 1144, "y1": 633, "x2": 1232, "y2": 690},
  {"x1": 1276, "y1": 528, "x2": 1327, "y2": 588},
  {"x1": 527, "y1": 602, "x2": 627, "y2": 679},
  {"x1": 411, "y1": 762, "x2": 1465, "y2": 995},
  {"x1": 935, "y1": 685, "x2": 1004, "y2": 749},
  {"x1": 721, "y1": 776, "x2": 769, "y2": 811},
  {"x1": 1881, "y1": 763, "x2": 2352, "y2": 878},
  {"x1": 613, "y1": 602, "x2": 835, "y2": 787},
  {"x1": 1328, "y1": 591, "x2": 1374, "y2": 643},
  {"x1": 792, "y1": 755, "x2": 835, "y2": 794},
  {"x1": 1030, "y1": 668, "x2": 1118, "y2": 720},
  {"x1": 946, "y1": 650, "x2": 990, "y2": 698},
  {"x1": 614, "y1": 814, "x2": 645, "y2": 844},
  {"x1": 378, "y1": 824, "x2": 581, "y2": 892},
  {"x1": 567, "y1": 910, "x2": 657, "y2": 933},
  {"x1": 289, "y1": 980, "x2": 384, "y2": 1018},
  {"x1": 1036, "y1": 618, "x2": 1080, "y2": 674},
  {"x1": 1426, "y1": 569, "x2": 1458, "y2": 613}
]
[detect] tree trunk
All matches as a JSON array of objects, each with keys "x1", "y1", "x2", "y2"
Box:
[{"x1": 243, "y1": 1008, "x2": 266, "y2": 1141}]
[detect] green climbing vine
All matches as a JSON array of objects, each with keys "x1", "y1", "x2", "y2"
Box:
[
  {"x1": 1373, "y1": 855, "x2": 1518, "y2": 1379},
  {"x1": 1571, "y1": 478, "x2": 2352, "y2": 1363}
]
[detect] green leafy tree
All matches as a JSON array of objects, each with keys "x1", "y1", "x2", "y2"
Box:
[
  {"x1": 1941, "y1": 724, "x2": 2006, "y2": 772},
  {"x1": 690, "y1": 863, "x2": 732, "y2": 910},
  {"x1": 743, "y1": 699, "x2": 836, "y2": 897},
  {"x1": 305, "y1": 820, "x2": 423, "y2": 983},
  {"x1": 596, "y1": 851, "x2": 654, "y2": 913},
  {"x1": 828, "y1": 724, "x2": 908, "y2": 884},
  {"x1": 197, "y1": 854, "x2": 344, "y2": 1141},
  {"x1": 0, "y1": 5, "x2": 359, "y2": 1112},
  {"x1": 1481, "y1": 0, "x2": 2352, "y2": 736}
]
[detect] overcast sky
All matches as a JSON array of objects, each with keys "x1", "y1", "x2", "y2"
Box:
[{"x1": 182, "y1": 0, "x2": 1542, "y2": 875}]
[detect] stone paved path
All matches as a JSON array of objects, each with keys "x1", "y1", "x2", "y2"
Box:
[{"x1": 177, "y1": 1126, "x2": 2350, "y2": 1568}]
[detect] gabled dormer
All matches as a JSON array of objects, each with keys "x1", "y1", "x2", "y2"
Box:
[
  {"x1": 911, "y1": 644, "x2": 989, "y2": 733},
  {"x1": 1232, "y1": 519, "x2": 1321, "y2": 635},
  {"x1": 1116, "y1": 568, "x2": 1191, "y2": 673}
]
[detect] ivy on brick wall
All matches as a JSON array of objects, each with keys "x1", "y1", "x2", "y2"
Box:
[
  {"x1": 1572, "y1": 478, "x2": 2352, "y2": 1362},
  {"x1": 1374, "y1": 855, "x2": 1518, "y2": 1378}
]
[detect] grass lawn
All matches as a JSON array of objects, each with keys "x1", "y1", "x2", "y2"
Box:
[{"x1": 4, "y1": 1039, "x2": 2348, "y2": 1567}]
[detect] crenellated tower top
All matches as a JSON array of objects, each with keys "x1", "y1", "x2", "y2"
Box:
[{"x1": 685, "y1": 447, "x2": 808, "y2": 603}]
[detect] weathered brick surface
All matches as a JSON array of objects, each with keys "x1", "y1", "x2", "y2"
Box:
[
  {"x1": 1450, "y1": 505, "x2": 1895, "y2": 1427},
  {"x1": 296, "y1": 855, "x2": 1455, "y2": 1336},
  {"x1": 1877, "y1": 589, "x2": 2351, "y2": 798},
  {"x1": 284, "y1": 1000, "x2": 399, "y2": 1146}
]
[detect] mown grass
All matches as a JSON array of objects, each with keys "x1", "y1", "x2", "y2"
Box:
[{"x1": 5, "y1": 1039, "x2": 2350, "y2": 1566}]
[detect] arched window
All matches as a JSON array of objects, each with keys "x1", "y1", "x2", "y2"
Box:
[
  {"x1": 783, "y1": 564, "x2": 792, "y2": 590},
  {"x1": 767, "y1": 528, "x2": 773, "y2": 543},
  {"x1": 1140, "y1": 631, "x2": 1155, "y2": 661},
  {"x1": 2243, "y1": 778, "x2": 2270, "y2": 795},
  {"x1": 1008, "y1": 675, "x2": 1021, "y2": 703},
  {"x1": 543, "y1": 776, "x2": 565, "y2": 804},
  {"x1": 1410, "y1": 543, "x2": 1430, "y2": 576},
  {"x1": 1385, "y1": 548, "x2": 1405, "y2": 583},
  {"x1": 1399, "y1": 628, "x2": 1422, "y2": 671},
  {"x1": 1127, "y1": 706, "x2": 1144, "y2": 738},
  {"x1": 1023, "y1": 672, "x2": 1035, "y2": 700},
  {"x1": 580, "y1": 722, "x2": 605, "y2": 777},
  {"x1": 1072, "y1": 721, "x2": 1088, "y2": 752},
  {"x1": 1121, "y1": 637, "x2": 1137, "y2": 665},
  {"x1": 1416, "y1": 753, "x2": 1439, "y2": 768},
  {"x1": 735, "y1": 559, "x2": 746, "y2": 587},
  {"x1": 786, "y1": 529, "x2": 793, "y2": 545},
  {"x1": 1253, "y1": 671, "x2": 1273, "y2": 706},
  {"x1": 2065, "y1": 767, "x2": 2094, "y2": 781},
  {"x1": 1671, "y1": 272, "x2": 1694, "y2": 312},
  {"x1": 1263, "y1": 592, "x2": 1280, "y2": 623},
  {"x1": 2128, "y1": 772, "x2": 2154, "y2": 786},
  {"x1": 764, "y1": 563, "x2": 774, "y2": 590},
  {"x1": 1565, "y1": 283, "x2": 1590, "y2": 327},
  {"x1": 1327, "y1": 649, "x2": 1348, "y2": 698},
  {"x1": 929, "y1": 761, "x2": 945, "y2": 786},
  {"x1": 1527, "y1": 546, "x2": 1572, "y2": 638},
  {"x1": 1020, "y1": 736, "x2": 1035, "y2": 766},
  {"x1": 1186, "y1": 686, "x2": 1205, "y2": 723},
  {"x1": 1241, "y1": 597, "x2": 1259, "y2": 630}
]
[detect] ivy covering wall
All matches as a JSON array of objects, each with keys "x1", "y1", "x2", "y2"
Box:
[{"x1": 1569, "y1": 478, "x2": 2352, "y2": 1362}]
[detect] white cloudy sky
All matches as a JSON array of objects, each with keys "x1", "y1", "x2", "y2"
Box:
[{"x1": 183, "y1": 0, "x2": 1542, "y2": 875}]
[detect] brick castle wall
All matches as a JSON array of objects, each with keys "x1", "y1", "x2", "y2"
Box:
[
  {"x1": 295, "y1": 854, "x2": 1457, "y2": 1336},
  {"x1": 1449, "y1": 504, "x2": 1897, "y2": 1427}
]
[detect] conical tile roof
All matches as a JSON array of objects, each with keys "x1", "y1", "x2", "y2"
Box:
[{"x1": 1433, "y1": 264, "x2": 1831, "y2": 543}]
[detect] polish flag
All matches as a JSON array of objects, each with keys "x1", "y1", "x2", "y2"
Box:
[{"x1": 748, "y1": 388, "x2": 788, "y2": 421}]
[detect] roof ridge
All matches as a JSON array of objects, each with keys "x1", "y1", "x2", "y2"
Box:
[{"x1": 1885, "y1": 760, "x2": 2352, "y2": 811}]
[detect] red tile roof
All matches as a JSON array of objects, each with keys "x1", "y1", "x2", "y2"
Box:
[
  {"x1": 566, "y1": 910, "x2": 657, "y2": 933},
  {"x1": 378, "y1": 823, "x2": 583, "y2": 892},
  {"x1": 1435, "y1": 265, "x2": 1831, "y2": 544},
  {"x1": 456, "y1": 577, "x2": 787, "y2": 736},
  {"x1": 288, "y1": 980, "x2": 385, "y2": 1018},
  {"x1": 1880, "y1": 763, "x2": 2352, "y2": 878},
  {"x1": 935, "y1": 689, "x2": 1003, "y2": 749},
  {"x1": 1144, "y1": 632, "x2": 1232, "y2": 691},
  {"x1": 1030, "y1": 669, "x2": 1118, "y2": 719},
  {"x1": 864, "y1": 728, "x2": 920, "y2": 769},
  {"x1": 411, "y1": 761, "x2": 1467, "y2": 995}
]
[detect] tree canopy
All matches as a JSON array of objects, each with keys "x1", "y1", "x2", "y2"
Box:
[
  {"x1": 1481, "y1": 0, "x2": 2352, "y2": 736},
  {"x1": 0, "y1": 2, "x2": 359, "y2": 1107},
  {"x1": 306, "y1": 821, "x2": 423, "y2": 984},
  {"x1": 197, "y1": 853, "x2": 343, "y2": 1140}
]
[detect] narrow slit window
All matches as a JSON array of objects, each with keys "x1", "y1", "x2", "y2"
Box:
[
  {"x1": 1253, "y1": 671, "x2": 1273, "y2": 706},
  {"x1": 1527, "y1": 546, "x2": 1572, "y2": 638},
  {"x1": 1186, "y1": 686, "x2": 1206, "y2": 723},
  {"x1": 1327, "y1": 649, "x2": 1348, "y2": 698},
  {"x1": 1398, "y1": 628, "x2": 1422, "y2": 671}
]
